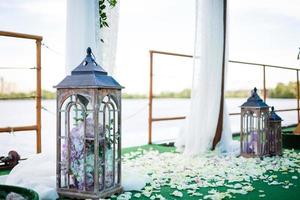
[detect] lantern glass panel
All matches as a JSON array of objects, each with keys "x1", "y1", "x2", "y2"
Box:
[
  {"x1": 269, "y1": 122, "x2": 282, "y2": 155},
  {"x1": 99, "y1": 94, "x2": 119, "y2": 189}
]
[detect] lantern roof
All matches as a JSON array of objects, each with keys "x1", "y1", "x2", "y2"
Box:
[
  {"x1": 241, "y1": 87, "x2": 269, "y2": 108},
  {"x1": 54, "y1": 47, "x2": 123, "y2": 89},
  {"x1": 269, "y1": 106, "x2": 282, "y2": 121}
]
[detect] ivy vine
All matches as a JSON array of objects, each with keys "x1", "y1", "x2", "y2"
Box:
[{"x1": 99, "y1": 0, "x2": 117, "y2": 29}]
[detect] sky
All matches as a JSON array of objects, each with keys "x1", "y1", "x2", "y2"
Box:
[{"x1": 0, "y1": 0, "x2": 300, "y2": 94}]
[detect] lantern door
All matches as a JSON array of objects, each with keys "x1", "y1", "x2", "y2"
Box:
[
  {"x1": 98, "y1": 90, "x2": 122, "y2": 195},
  {"x1": 269, "y1": 121, "x2": 282, "y2": 156},
  {"x1": 57, "y1": 90, "x2": 100, "y2": 195},
  {"x1": 241, "y1": 108, "x2": 269, "y2": 157}
]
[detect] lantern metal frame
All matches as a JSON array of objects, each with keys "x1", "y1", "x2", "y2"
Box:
[{"x1": 55, "y1": 48, "x2": 123, "y2": 199}]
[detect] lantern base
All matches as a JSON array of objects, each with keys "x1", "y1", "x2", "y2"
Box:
[
  {"x1": 57, "y1": 185, "x2": 123, "y2": 199},
  {"x1": 240, "y1": 153, "x2": 268, "y2": 158}
]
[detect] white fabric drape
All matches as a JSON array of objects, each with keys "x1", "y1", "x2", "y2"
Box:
[
  {"x1": 65, "y1": 0, "x2": 119, "y2": 75},
  {"x1": 176, "y1": 0, "x2": 239, "y2": 155},
  {"x1": 98, "y1": 1, "x2": 120, "y2": 75},
  {"x1": 65, "y1": 0, "x2": 100, "y2": 74}
]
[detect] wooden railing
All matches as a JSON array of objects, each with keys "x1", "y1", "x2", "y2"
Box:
[
  {"x1": 148, "y1": 50, "x2": 300, "y2": 144},
  {"x1": 0, "y1": 31, "x2": 42, "y2": 153}
]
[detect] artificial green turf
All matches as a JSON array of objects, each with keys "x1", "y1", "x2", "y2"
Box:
[
  {"x1": 119, "y1": 144, "x2": 300, "y2": 200},
  {"x1": 0, "y1": 169, "x2": 10, "y2": 176},
  {"x1": 282, "y1": 126, "x2": 296, "y2": 133},
  {"x1": 122, "y1": 144, "x2": 176, "y2": 155},
  {"x1": 1, "y1": 143, "x2": 299, "y2": 199}
]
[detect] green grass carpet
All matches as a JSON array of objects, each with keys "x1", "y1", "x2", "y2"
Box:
[
  {"x1": 1, "y1": 137, "x2": 299, "y2": 199},
  {"x1": 117, "y1": 145, "x2": 300, "y2": 200},
  {"x1": 0, "y1": 169, "x2": 10, "y2": 176}
]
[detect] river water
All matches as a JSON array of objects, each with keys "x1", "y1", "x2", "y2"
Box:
[{"x1": 0, "y1": 98, "x2": 297, "y2": 156}]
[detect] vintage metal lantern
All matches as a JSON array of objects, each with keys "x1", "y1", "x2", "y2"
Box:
[
  {"x1": 268, "y1": 106, "x2": 283, "y2": 156},
  {"x1": 240, "y1": 87, "x2": 269, "y2": 157},
  {"x1": 55, "y1": 47, "x2": 123, "y2": 199}
]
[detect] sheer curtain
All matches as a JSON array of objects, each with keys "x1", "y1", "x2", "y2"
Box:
[
  {"x1": 98, "y1": 1, "x2": 120, "y2": 75},
  {"x1": 65, "y1": 0, "x2": 119, "y2": 75},
  {"x1": 176, "y1": 0, "x2": 239, "y2": 155}
]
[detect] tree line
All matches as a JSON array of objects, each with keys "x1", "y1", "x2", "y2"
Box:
[{"x1": 0, "y1": 82, "x2": 297, "y2": 100}]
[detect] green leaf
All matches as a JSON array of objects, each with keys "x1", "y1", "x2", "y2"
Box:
[
  {"x1": 100, "y1": 4, "x2": 106, "y2": 10},
  {"x1": 103, "y1": 21, "x2": 109, "y2": 27}
]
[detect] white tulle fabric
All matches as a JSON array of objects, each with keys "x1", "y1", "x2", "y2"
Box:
[
  {"x1": 98, "y1": 1, "x2": 120, "y2": 75},
  {"x1": 176, "y1": 0, "x2": 239, "y2": 155},
  {"x1": 5, "y1": 153, "x2": 58, "y2": 200},
  {"x1": 65, "y1": 0, "x2": 100, "y2": 74},
  {"x1": 5, "y1": 154, "x2": 147, "y2": 199},
  {"x1": 65, "y1": 0, "x2": 119, "y2": 75}
]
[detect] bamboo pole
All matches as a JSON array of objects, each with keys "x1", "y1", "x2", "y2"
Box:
[
  {"x1": 229, "y1": 60, "x2": 298, "y2": 71},
  {"x1": 297, "y1": 70, "x2": 300, "y2": 122},
  {"x1": 150, "y1": 50, "x2": 193, "y2": 58},
  {"x1": 0, "y1": 30, "x2": 42, "y2": 41},
  {"x1": 263, "y1": 65, "x2": 267, "y2": 101},
  {"x1": 36, "y1": 40, "x2": 42, "y2": 153},
  {"x1": 0, "y1": 30, "x2": 43, "y2": 154},
  {"x1": 0, "y1": 125, "x2": 37, "y2": 133},
  {"x1": 152, "y1": 108, "x2": 299, "y2": 123},
  {"x1": 152, "y1": 116, "x2": 186, "y2": 121},
  {"x1": 149, "y1": 50, "x2": 299, "y2": 70},
  {"x1": 148, "y1": 51, "x2": 153, "y2": 144}
]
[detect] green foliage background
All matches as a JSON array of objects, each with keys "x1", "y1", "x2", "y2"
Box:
[{"x1": 0, "y1": 83, "x2": 297, "y2": 100}]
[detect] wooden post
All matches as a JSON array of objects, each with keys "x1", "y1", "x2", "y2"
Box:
[
  {"x1": 297, "y1": 70, "x2": 300, "y2": 123},
  {"x1": 148, "y1": 51, "x2": 153, "y2": 144},
  {"x1": 36, "y1": 40, "x2": 42, "y2": 153},
  {"x1": 293, "y1": 69, "x2": 300, "y2": 134},
  {"x1": 263, "y1": 65, "x2": 267, "y2": 101}
]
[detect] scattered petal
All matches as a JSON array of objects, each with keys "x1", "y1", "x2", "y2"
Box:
[{"x1": 171, "y1": 190, "x2": 183, "y2": 197}]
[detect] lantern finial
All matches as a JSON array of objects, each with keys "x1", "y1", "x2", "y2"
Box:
[
  {"x1": 87, "y1": 47, "x2": 92, "y2": 56},
  {"x1": 269, "y1": 106, "x2": 282, "y2": 121},
  {"x1": 253, "y1": 87, "x2": 257, "y2": 93}
]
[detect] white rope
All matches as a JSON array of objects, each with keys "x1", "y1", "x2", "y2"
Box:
[{"x1": 41, "y1": 42, "x2": 64, "y2": 56}]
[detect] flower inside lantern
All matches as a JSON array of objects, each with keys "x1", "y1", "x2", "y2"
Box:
[{"x1": 54, "y1": 47, "x2": 123, "y2": 199}]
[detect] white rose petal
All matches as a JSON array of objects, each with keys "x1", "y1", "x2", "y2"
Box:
[{"x1": 171, "y1": 190, "x2": 183, "y2": 197}]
